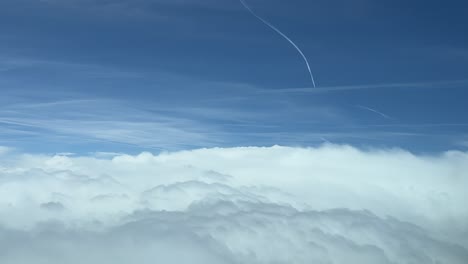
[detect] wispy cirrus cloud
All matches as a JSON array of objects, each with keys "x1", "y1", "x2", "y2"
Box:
[
  {"x1": 0, "y1": 82, "x2": 355, "y2": 150},
  {"x1": 1, "y1": 53, "x2": 466, "y2": 151},
  {"x1": 0, "y1": 56, "x2": 144, "y2": 80},
  {"x1": 0, "y1": 98, "x2": 220, "y2": 149},
  {"x1": 1, "y1": 90, "x2": 466, "y2": 151},
  {"x1": 260, "y1": 79, "x2": 468, "y2": 93},
  {"x1": 19, "y1": 0, "x2": 237, "y2": 21}
]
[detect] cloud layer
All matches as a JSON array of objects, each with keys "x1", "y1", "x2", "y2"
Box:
[{"x1": 0, "y1": 145, "x2": 467, "y2": 263}]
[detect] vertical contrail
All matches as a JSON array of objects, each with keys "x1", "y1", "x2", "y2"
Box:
[{"x1": 239, "y1": 0, "x2": 317, "y2": 88}]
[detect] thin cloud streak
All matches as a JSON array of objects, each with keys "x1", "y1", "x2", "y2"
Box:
[
  {"x1": 260, "y1": 79, "x2": 468, "y2": 93},
  {"x1": 0, "y1": 98, "x2": 222, "y2": 149},
  {"x1": 356, "y1": 105, "x2": 393, "y2": 120},
  {"x1": 1, "y1": 93, "x2": 465, "y2": 150},
  {"x1": 1, "y1": 79, "x2": 466, "y2": 151}
]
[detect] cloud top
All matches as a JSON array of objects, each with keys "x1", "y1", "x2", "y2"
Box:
[{"x1": 0, "y1": 145, "x2": 467, "y2": 263}]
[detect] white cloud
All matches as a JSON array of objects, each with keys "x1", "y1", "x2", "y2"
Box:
[
  {"x1": 0, "y1": 145, "x2": 467, "y2": 263},
  {"x1": 0, "y1": 146, "x2": 12, "y2": 155},
  {"x1": 0, "y1": 98, "x2": 221, "y2": 149},
  {"x1": 270, "y1": 79, "x2": 468, "y2": 93}
]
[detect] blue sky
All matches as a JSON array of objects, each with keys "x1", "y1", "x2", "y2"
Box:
[
  {"x1": 2, "y1": 2, "x2": 468, "y2": 262},
  {"x1": 1, "y1": 0, "x2": 468, "y2": 153}
]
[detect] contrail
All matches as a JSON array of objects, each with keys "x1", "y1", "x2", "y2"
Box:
[
  {"x1": 239, "y1": 0, "x2": 316, "y2": 88},
  {"x1": 320, "y1": 137, "x2": 332, "y2": 144},
  {"x1": 356, "y1": 105, "x2": 393, "y2": 120}
]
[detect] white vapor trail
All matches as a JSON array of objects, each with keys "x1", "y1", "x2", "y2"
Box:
[
  {"x1": 356, "y1": 105, "x2": 393, "y2": 120},
  {"x1": 240, "y1": 0, "x2": 317, "y2": 88}
]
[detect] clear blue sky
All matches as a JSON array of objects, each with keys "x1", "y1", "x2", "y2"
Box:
[{"x1": 1, "y1": 0, "x2": 467, "y2": 154}]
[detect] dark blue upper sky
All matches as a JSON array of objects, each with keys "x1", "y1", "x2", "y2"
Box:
[{"x1": 1, "y1": 0, "x2": 467, "y2": 154}]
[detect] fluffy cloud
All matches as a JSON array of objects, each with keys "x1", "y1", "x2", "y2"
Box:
[{"x1": 0, "y1": 145, "x2": 467, "y2": 263}]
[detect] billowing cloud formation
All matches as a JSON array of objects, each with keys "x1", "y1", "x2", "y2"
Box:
[{"x1": 0, "y1": 145, "x2": 467, "y2": 263}]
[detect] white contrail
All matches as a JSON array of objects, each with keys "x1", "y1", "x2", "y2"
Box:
[
  {"x1": 239, "y1": 0, "x2": 316, "y2": 88},
  {"x1": 356, "y1": 105, "x2": 393, "y2": 120}
]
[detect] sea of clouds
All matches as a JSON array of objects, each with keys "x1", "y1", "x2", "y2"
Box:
[{"x1": 0, "y1": 145, "x2": 467, "y2": 263}]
